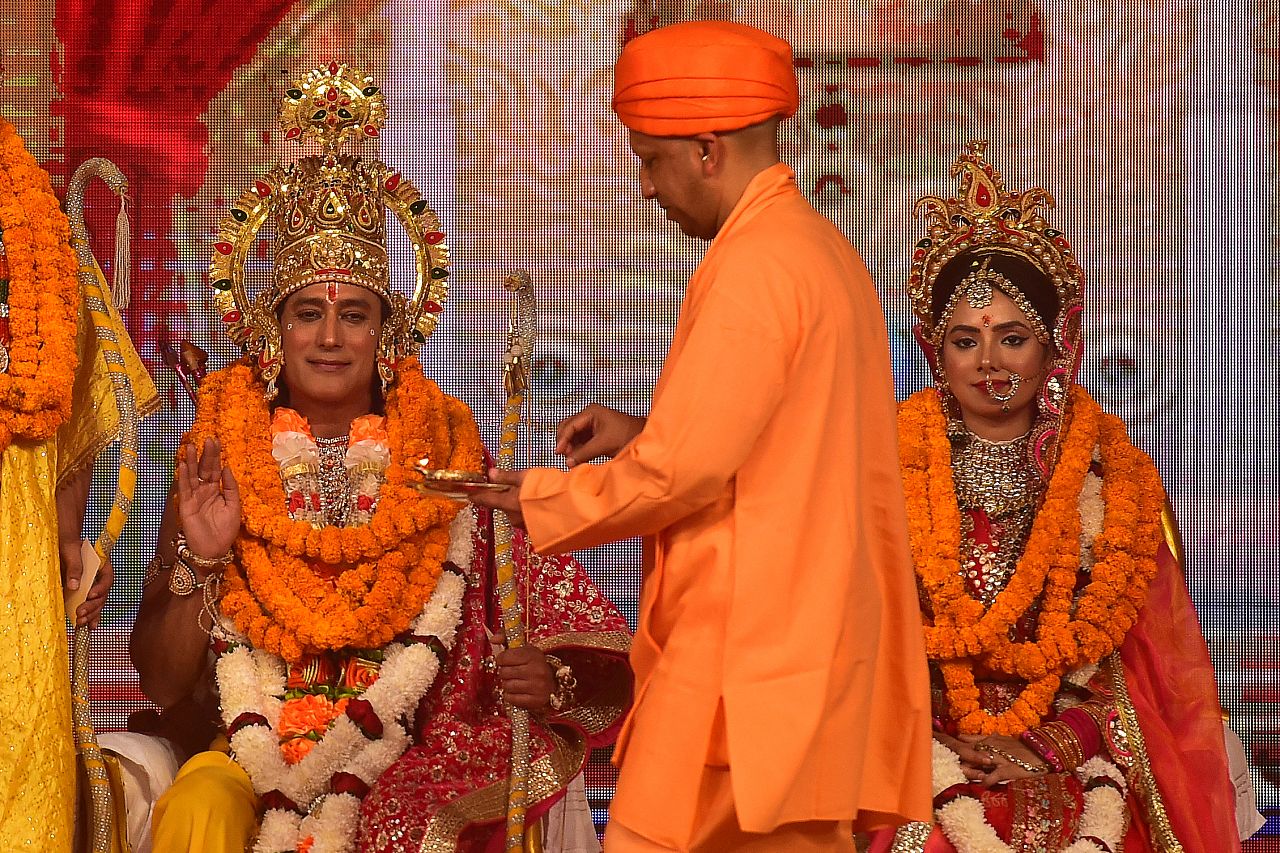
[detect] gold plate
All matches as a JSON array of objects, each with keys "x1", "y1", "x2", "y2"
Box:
[{"x1": 413, "y1": 467, "x2": 508, "y2": 499}]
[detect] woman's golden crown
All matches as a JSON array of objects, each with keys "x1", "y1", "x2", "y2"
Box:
[{"x1": 907, "y1": 141, "x2": 1082, "y2": 338}]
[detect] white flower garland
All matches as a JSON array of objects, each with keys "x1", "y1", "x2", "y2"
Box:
[
  {"x1": 214, "y1": 509, "x2": 476, "y2": 853},
  {"x1": 931, "y1": 740, "x2": 1129, "y2": 853},
  {"x1": 1078, "y1": 462, "x2": 1105, "y2": 574}
]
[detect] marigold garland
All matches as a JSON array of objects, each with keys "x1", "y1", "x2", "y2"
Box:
[
  {"x1": 899, "y1": 386, "x2": 1164, "y2": 735},
  {"x1": 0, "y1": 117, "x2": 81, "y2": 451},
  {"x1": 187, "y1": 357, "x2": 483, "y2": 661}
]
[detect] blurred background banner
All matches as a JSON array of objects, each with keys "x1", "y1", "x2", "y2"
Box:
[{"x1": 2, "y1": 0, "x2": 1276, "y2": 840}]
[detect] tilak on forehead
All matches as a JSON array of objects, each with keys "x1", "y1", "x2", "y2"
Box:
[{"x1": 208, "y1": 61, "x2": 452, "y2": 400}]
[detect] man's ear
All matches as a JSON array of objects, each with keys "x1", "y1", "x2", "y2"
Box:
[{"x1": 694, "y1": 132, "x2": 722, "y2": 174}]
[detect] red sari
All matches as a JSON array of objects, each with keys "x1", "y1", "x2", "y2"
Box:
[{"x1": 869, "y1": 517, "x2": 1239, "y2": 853}]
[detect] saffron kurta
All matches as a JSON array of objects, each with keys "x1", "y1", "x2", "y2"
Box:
[{"x1": 521, "y1": 163, "x2": 932, "y2": 845}]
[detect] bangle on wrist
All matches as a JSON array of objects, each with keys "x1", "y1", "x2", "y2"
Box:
[
  {"x1": 545, "y1": 654, "x2": 578, "y2": 712},
  {"x1": 168, "y1": 556, "x2": 201, "y2": 596},
  {"x1": 143, "y1": 554, "x2": 167, "y2": 588},
  {"x1": 169, "y1": 533, "x2": 231, "y2": 597},
  {"x1": 175, "y1": 531, "x2": 232, "y2": 572}
]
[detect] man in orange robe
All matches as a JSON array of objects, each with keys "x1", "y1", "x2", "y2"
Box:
[{"x1": 473, "y1": 20, "x2": 932, "y2": 852}]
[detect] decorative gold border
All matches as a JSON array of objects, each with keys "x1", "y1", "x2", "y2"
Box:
[
  {"x1": 416, "y1": 727, "x2": 587, "y2": 853},
  {"x1": 1109, "y1": 652, "x2": 1184, "y2": 852},
  {"x1": 887, "y1": 821, "x2": 932, "y2": 852},
  {"x1": 536, "y1": 630, "x2": 632, "y2": 737},
  {"x1": 537, "y1": 630, "x2": 632, "y2": 656}
]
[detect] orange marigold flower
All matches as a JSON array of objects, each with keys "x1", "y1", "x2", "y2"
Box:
[
  {"x1": 280, "y1": 736, "x2": 317, "y2": 766},
  {"x1": 278, "y1": 693, "x2": 344, "y2": 739},
  {"x1": 350, "y1": 414, "x2": 388, "y2": 444},
  {"x1": 271, "y1": 407, "x2": 313, "y2": 437},
  {"x1": 898, "y1": 385, "x2": 1164, "y2": 735}
]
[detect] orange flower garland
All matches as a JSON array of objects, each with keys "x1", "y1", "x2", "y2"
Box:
[
  {"x1": 0, "y1": 117, "x2": 80, "y2": 452},
  {"x1": 278, "y1": 694, "x2": 351, "y2": 765},
  {"x1": 898, "y1": 386, "x2": 1165, "y2": 734},
  {"x1": 187, "y1": 357, "x2": 483, "y2": 661}
]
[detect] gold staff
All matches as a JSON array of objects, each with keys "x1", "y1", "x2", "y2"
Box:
[
  {"x1": 493, "y1": 270, "x2": 536, "y2": 851},
  {"x1": 65, "y1": 158, "x2": 144, "y2": 853}
]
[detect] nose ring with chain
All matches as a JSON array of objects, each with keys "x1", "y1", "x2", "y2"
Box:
[{"x1": 984, "y1": 371, "x2": 1021, "y2": 409}]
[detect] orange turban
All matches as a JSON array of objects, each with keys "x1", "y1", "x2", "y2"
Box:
[{"x1": 612, "y1": 21, "x2": 799, "y2": 137}]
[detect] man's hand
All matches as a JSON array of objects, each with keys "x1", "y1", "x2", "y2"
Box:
[
  {"x1": 73, "y1": 557, "x2": 113, "y2": 629},
  {"x1": 467, "y1": 468, "x2": 527, "y2": 528},
  {"x1": 177, "y1": 438, "x2": 242, "y2": 562},
  {"x1": 496, "y1": 644, "x2": 556, "y2": 711},
  {"x1": 554, "y1": 404, "x2": 645, "y2": 468}
]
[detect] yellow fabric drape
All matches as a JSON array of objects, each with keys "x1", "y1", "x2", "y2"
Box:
[
  {"x1": 0, "y1": 440, "x2": 76, "y2": 848},
  {"x1": 0, "y1": 259, "x2": 156, "y2": 850},
  {"x1": 57, "y1": 270, "x2": 160, "y2": 486},
  {"x1": 152, "y1": 752, "x2": 258, "y2": 852}
]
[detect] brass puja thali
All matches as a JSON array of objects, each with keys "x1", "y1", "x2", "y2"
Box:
[{"x1": 412, "y1": 460, "x2": 508, "y2": 499}]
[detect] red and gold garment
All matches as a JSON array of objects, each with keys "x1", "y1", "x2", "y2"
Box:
[
  {"x1": 868, "y1": 388, "x2": 1240, "y2": 853},
  {"x1": 359, "y1": 509, "x2": 631, "y2": 852}
]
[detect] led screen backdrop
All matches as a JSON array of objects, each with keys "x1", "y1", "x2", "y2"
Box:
[{"x1": 2, "y1": 0, "x2": 1277, "y2": 839}]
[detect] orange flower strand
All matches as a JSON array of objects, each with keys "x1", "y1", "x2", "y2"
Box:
[
  {"x1": 190, "y1": 358, "x2": 484, "y2": 661},
  {"x1": 0, "y1": 117, "x2": 80, "y2": 452},
  {"x1": 898, "y1": 386, "x2": 1165, "y2": 735}
]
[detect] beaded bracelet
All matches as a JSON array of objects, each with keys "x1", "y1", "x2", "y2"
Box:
[
  {"x1": 169, "y1": 533, "x2": 232, "y2": 597},
  {"x1": 175, "y1": 532, "x2": 233, "y2": 572},
  {"x1": 976, "y1": 741, "x2": 1048, "y2": 774}
]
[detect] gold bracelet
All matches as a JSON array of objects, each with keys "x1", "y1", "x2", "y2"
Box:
[
  {"x1": 545, "y1": 654, "x2": 578, "y2": 712},
  {"x1": 168, "y1": 556, "x2": 200, "y2": 597},
  {"x1": 976, "y1": 741, "x2": 1048, "y2": 774},
  {"x1": 175, "y1": 531, "x2": 232, "y2": 572},
  {"x1": 142, "y1": 555, "x2": 166, "y2": 588},
  {"x1": 1036, "y1": 721, "x2": 1084, "y2": 771}
]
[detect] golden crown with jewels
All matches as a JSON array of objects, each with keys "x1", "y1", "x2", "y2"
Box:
[
  {"x1": 907, "y1": 140, "x2": 1083, "y2": 344},
  {"x1": 209, "y1": 61, "x2": 450, "y2": 396}
]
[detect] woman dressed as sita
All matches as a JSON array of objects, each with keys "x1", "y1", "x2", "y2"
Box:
[
  {"x1": 130, "y1": 63, "x2": 630, "y2": 853},
  {"x1": 871, "y1": 143, "x2": 1241, "y2": 853}
]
